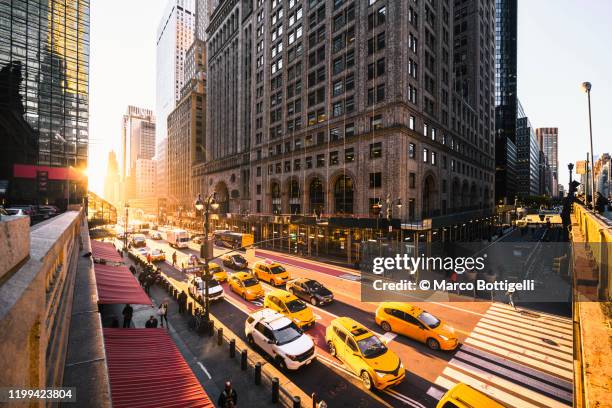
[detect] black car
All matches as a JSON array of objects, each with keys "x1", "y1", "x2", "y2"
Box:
[
  {"x1": 222, "y1": 254, "x2": 248, "y2": 270},
  {"x1": 286, "y1": 278, "x2": 333, "y2": 306}
]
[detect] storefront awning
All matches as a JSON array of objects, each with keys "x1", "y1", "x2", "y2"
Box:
[
  {"x1": 103, "y1": 328, "x2": 213, "y2": 408},
  {"x1": 94, "y1": 264, "x2": 151, "y2": 305},
  {"x1": 91, "y1": 240, "x2": 123, "y2": 263}
]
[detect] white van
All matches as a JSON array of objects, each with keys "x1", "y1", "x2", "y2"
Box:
[{"x1": 166, "y1": 229, "x2": 189, "y2": 248}]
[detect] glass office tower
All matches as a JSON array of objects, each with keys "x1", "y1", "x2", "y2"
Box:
[{"x1": 0, "y1": 0, "x2": 90, "y2": 205}]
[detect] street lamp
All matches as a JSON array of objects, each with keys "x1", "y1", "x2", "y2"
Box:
[
  {"x1": 581, "y1": 81, "x2": 596, "y2": 210},
  {"x1": 124, "y1": 203, "x2": 129, "y2": 251},
  {"x1": 194, "y1": 192, "x2": 219, "y2": 321}
]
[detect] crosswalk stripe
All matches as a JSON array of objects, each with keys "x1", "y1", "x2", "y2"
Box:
[
  {"x1": 464, "y1": 337, "x2": 573, "y2": 380},
  {"x1": 491, "y1": 304, "x2": 572, "y2": 324},
  {"x1": 434, "y1": 375, "x2": 457, "y2": 391},
  {"x1": 476, "y1": 321, "x2": 573, "y2": 348},
  {"x1": 485, "y1": 310, "x2": 573, "y2": 335},
  {"x1": 441, "y1": 367, "x2": 542, "y2": 408},
  {"x1": 472, "y1": 327, "x2": 573, "y2": 361},
  {"x1": 448, "y1": 360, "x2": 571, "y2": 408},
  {"x1": 480, "y1": 317, "x2": 573, "y2": 342},
  {"x1": 481, "y1": 314, "x2": 573, "y2": 339},
  {"x1": 489, "y1": 305, "x2": 572, "y2": 330},
  {"x1": 469, "y1": 333, "x2": 573, "y2": 369}
]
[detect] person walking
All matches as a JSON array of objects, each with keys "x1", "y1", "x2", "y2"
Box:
[
  {"x1": 145, "y1": 315, "x2": 158, "y2": 328},
  {"x1": 158, "y1": 301, "x2": 168, "y2": 328},
  {"x1": 147, "y1": 253, "x2": 152, "y2": 264},
  {"x1": 144, "y1": 275, "x2": 152, "y2": 295},
  {"x1": 172, "y1": 251, "x2": 177, "y2": 266},
  {"x1": 178, "y1": 291, "x2": 188, "y2": 314},
  {"x1": 217, "y1": 381, "x2": 238, "y2": 408},
  {"x1": 122, "y1": 304, "x2": 133, "y2": 328},
  {"x1": 138, "y1": 270, "x2": 146, "y2": 287}
]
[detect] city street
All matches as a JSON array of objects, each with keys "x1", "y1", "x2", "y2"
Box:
[{"x1": 127, "y1": 227, "x2": 573, "y2": 408}]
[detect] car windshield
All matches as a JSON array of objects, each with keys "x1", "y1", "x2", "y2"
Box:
[
  {"x1": 270, "y1": 265, "x2": 286, "y2": 274},
  {"x1": 179, "y1": 237, "x2": 189, "y2": 242},
  {"x1": 357, "y1": 335, "x2": 388, "y2": 359},
  {"x1": 210, "y1": 266, "x2": 223, "y2": 273},
  {"x1": 243, "y1": 278, "x2": 259, "y2": 287},
  {"x1": 232, "y1": 255, "x2": 246, "y2": 262},
  {"x1": 418, "y1": 311, "x2": 440, "y2": 329},
  {"x1": 273, "y1": 323, "x2": 303, "y2": 345},
  {"x1": 305, "y1": 280, "x2": 324, "y2": 291},
  {"x1": 199, "y1": 279, "x2": 220, "y2": 289},
  {"x1": 285, "y1": 299, "x2": 307, "y2": 313},
  {"x1": 7, "y1": 209, "x2": 20, "y2": 215}
]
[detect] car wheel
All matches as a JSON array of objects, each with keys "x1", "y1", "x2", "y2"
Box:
[
  {"x1": 247, "y1": 334, "x2": 254, "y2": 345},
  {"x1": 381, "y1": 321, "x2": 392, "y2": 333},
  {"x1": 427, "y1": 338, "x2": 440, "y2": 350},
  {"x1": 328, "y1": 341, "x2": 337, "y2": 357},
  {"x1": 310, "y1": 296, "x2": 318, "y2": 306},
  {"x1": 361, "y1": 371, "x2": 373, "y2": 390}
]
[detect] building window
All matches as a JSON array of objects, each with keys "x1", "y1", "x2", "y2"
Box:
[
  {"x1": 316, "y1": 154, "x2": 325, "y2": 167},
  {"x1": 294, "y1": 158, "x2": 301, "y2": 170},
  {"x1": 431, "y1": 151, "x2": 437, "y2": 165},
  {"x1": 370, "y1": 114, "x2": 383, "y2": 129},
  {"x1": 256, "y1": 166, "x2": 261, "y2": 176},
  {"x1": 306, "y1": 156, "x2": 313, "y2": 168},
  {"x1": 408, "y1": 198, "x2": 415, "y2": 220},
  {"x1": 370, "y1": 142, "x2": 382, "y2": 159},
  {"x1": 409, "y1": 115, "x2": 416, "y2": 130},
  {"x1": 345, "y1": 147, "x2": 355, "y2": 162},
  {"x1": 423, "y1": 148, "x2": 429, "y2": 163},
  {"x1": 345, "y1": 123, "x2": 355, "y2": 137},
  {"x1": 409, "y1": 143, "x2": 416, "y2": 159},
  {"x1": 369, "y1": 172, "x2": 382, "y2": 188},
  {"x1": 330, "y1": 151, "x2": 339, "y2": 165},
  {"x1": 256, "y1": 184, "x2": 262, "y2": 194}
]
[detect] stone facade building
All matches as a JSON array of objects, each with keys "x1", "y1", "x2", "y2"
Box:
[{"x1": 202, "y1": 0, "x2": 496, "y2": 260}]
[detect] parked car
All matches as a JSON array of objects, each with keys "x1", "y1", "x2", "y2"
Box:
[
  {"x1": 6, "y1": 208, "x2": 28, "y2": 216},
  {"x1": 187, "y1": 276, "x2": 224, "y2": 303},
  {"x1": 326, "y1": 317, "x2": 405, "y2": 390},
  {"x1": 245, "y1": 308, "x2": 316, "y2": 370},
  {"x1": 130, "y1": 234, "x2": 147, "y2": 248},
  {"x1": 8, "y1": 205, "x2": 35, "y2": 216},
  {"x1": 149, "y1": 248, "x2": 166, "y2": 262},
  {"x1": 222, "y1": 254, "x2": 248, "y2": 270},
  {"x1": 286, "y1": 278, "x2": 333, "y2": 306},
  {"x1": 150, "y1": 231, "x2": 163, "y2": 240}
]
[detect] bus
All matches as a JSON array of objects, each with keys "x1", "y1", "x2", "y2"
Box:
[{"x1": 213, "y1": 230, "x2": 254, "y2": 250}]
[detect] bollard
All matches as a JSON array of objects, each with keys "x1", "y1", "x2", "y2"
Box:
[
  {"x1": 255, "y1": 362, "x2": 262, "y2": 385},
  {"x1": 292, "y1": 396, "x2": 301, "y2": 408},
  {"x1": 229, "y1": 339, "x2": 236, "y2": 358},
  {"x1": 207, "y1": 320, "x2": 214, "y2": 337},
  {"x1": 241, "y1": 349, "x2": 247, "y2": 370},
  {"x1": 311, "y1": 393, "x2": 317, "y2": 408},
  {"x1": 217, "y1": 327, "x2": 223, "y2": 345},
  {"x1": 187, "y1": 301, "x2": 192, "y2": 315},
  {"x1": 271, "y1": 377, "x2": 280, "y2": 403}
]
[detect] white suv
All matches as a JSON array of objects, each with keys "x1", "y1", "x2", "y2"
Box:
[
  {"x1": 187, "y1": 276, "x2": 224, "y2": 303},
  {"x1": 245, "y1": 309, "x2": 316, "y2": 370}
]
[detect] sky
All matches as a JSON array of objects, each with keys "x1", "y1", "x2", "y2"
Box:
[{"x1": 88, "y1": 0, "x2": 612, "y2": 196}]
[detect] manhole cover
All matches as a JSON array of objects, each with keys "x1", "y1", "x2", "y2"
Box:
[{"x1": 542, "y1": 338, "x2": 559, "y2": 346}]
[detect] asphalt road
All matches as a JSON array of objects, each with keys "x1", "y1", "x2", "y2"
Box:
[{"x1": 120, "y1": 226, "x2": 573, "y2": 408}]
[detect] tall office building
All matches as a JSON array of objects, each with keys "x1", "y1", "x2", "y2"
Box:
[
  {"x1": 494, "y1": 0, "x2": 518, "y2": 204},
  {"x1": 121, "y1": 106, "x2": 156, "y2": 200},
  {"x1": 195, "y1": 0, "x2": 218, "y2": 41},
  {"x1": 536, "y1": 127, "x2": 558, "y2": 196},
  {"x1": 155, "y1": 138, "x2": 169, "y2": 200},
  {"x1": 156, "y1": 0, "x2": 195, "y2": 145},
  {"x1": 104, "y1": 151, "x2": 121, "y2": 205},
  {"x1": 516, "y1": 115, "x2": 540, "y2": 197},
  {"x1": 202, "y1": 0, "x2": 496, "y2": 261},
  {"x1": 0, "y1": 0, "x2": 90, "y2": 206}
]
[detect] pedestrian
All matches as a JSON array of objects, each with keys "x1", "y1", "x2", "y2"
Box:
[
  {"x1": 147, "y1": 253, "x2": 152, "y2": 264},
  {"x1": 506, "y1": 288, "x2": 517, "y2": 310},
  {"x1": 158, "y1": 301, "x2": 168, "y2": 328},
  {"x1": 122, "y1": 304, "x2": 133, "y2": 328},
  {"x1": 145, "y1": 315, "x2": 159, "y2": 328},
  {"x1": 217, "y1": 381, "x2": 238, "y2": 408},
  {"x1": 178, "y1": 291, "x2": 188, "y2": 314},
  {"x1": 138, "y1": 270, "x2": 146, "y2": 287},
  {"x1": 144, "y1": 276, "x2": 152, "y2": 295},
  {"x1": 172, "y1": 251, "x2": 177, "y2": 266}
]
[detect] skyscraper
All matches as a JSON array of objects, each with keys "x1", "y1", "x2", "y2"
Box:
[
  {"x1": 0, "y1": 0, "x2": 90, "y2": 206},
  {"x1": 156, "y1": 0, "x2": 195, "y2": 145},
  {"x1": 536, "y1": 127, "x2": 559, "y2": 196},
  {"x1": 202, "y1": 0, "x2": 496, "y2": 262},
  {"x1": 104, "y1": 151, "x2": 120, "y2": 205},
  {"x1": 494, "y1": 0, "x2": 518, "y2": 204},
  {"x1": 195, "y1": 0, "x2": 218, "y2": 41},
  {"x1": 121, "y1": 106, "x2": 156, "y2": 200},
  {"x1": 516, "y1": 116, "x2": 540, "y2": 197}
]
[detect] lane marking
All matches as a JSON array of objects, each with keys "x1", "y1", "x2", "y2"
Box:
[
  {"x1": 481, "y1": 313, "x2": 573, "y2": 338},
  {"x1": 479, "y1": 317, "x2": 572, "y2": 342},
  {"x1": 197, "y1": 362, "x2": 212, "y2": 379},
  {"x1": 473, "y1": 327, "x2": 573, "y2": 359},
  {"x1": 485, "y1": 310, "x2": 573, "y2": 334},
  {"x1": 425, "y1": 385, "x2": 447, "y2": 401},
  {"x1": 476, "y1": 321, "x2": 573, "y2": 348}
]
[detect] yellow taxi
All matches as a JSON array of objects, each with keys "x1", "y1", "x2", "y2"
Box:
[
  {"x1": 208, "y1": 262, "x2": 228, "y2": 282},
  {"x1": 252, "y1": 260, "x2": 290, "y2": 286},
  {"x1": 264, "y1": 289, "x2": 315, "y2": 330},
  {"x1": 228, "y1": 272, "x2": 264, "y2": 300},
  {"x1": 375, "y1": 302, "x2": 458, "y2": 351},
  {"x1": 325, "y1": 317, "x2": 405, "y2": 390},
  {"x1": 436, "y1": 383, "x2": 505, "y2": 408}
]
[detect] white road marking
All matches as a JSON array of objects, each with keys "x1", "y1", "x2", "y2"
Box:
[
  {"x1": 197, "y1": 362, "x2": 212, "y2": 379},
  {"x1": 381, "y1": 332, "x2": 398, "y2": 344}
]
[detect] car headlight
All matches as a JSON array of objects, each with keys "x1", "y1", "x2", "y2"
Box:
[
  {"x1": 399, "y1": 361, "x2": 404, "y2": 370},
  {"x1": 285, "y1": 353, "x2": 298, "y2": 361},
  {"x1": 439, "y1": 334, "x2": 449, "y2": 341},
  {"x1": 374, "y1": 370, "x2": 387, "y2": 379}
]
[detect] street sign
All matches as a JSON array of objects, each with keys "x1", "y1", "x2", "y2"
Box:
[{"x1": 575, "y1": 160, "x2": 587, "y2": 175}]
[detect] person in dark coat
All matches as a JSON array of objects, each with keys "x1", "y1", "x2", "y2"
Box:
[
  {"x1": 122, "y1": 304, "x2": 133, "y2": 328},
  {"x1": 217, "y1": 381, "x2": 238, "y2": 408},
  {"x1": 138, "y1": 270, "x2": 146, "y2": 287},
  {"x1": 178, "y1": 291, "x2": 188, "y2": 314},
  {"x1": 145, "y1": 315, "x2": 158, "y2": 328}
]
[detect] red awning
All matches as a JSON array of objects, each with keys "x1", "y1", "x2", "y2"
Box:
[
  {"x1": 103, "y1": 328, "x2": 213, "y2": 408},
  {"x1": 91, "y1": 240, "x2": 123, "y2": 263},
  {"x1": 94, "y1": 264, "x2": 151, "y2": 305}
]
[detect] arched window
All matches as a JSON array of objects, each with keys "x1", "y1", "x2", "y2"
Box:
[
  {"x1": 271, "y1": 182, "x2": 281, "y2": 214},
  {"x1": 288, "y1": 179, "x2": 300, "y2": 214},
  {"x1": 334, "y1": 176, "x2": 354, "y2": 214},
  {"x1": 309, "y1": 178, "x2": 324, "y2": 215}
]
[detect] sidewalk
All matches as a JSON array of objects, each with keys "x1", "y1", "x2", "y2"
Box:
[{"x1": 101, "y1": 281, "x2": 279, "y2": 408}]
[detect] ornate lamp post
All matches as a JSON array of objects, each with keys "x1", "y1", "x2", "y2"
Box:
[
  {"x1": 581, "y1": 82, "x2": 596, "y2": 210},
  {"x1": 194, "y1": 193, "x2": 219, "y2": 321}
]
